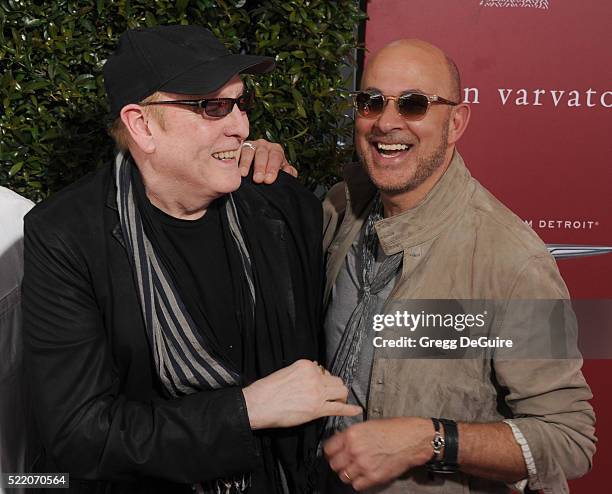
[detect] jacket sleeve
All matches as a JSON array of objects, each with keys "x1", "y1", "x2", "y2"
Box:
[
  {"x1": 22, "y1": 212, "x2": 260, "y2": 483},
  {"x1": 493, "y1": 254, "x2": 596, "y2": 494}
]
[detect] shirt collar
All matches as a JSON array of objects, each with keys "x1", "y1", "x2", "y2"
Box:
[{"x1": 343, "y1": 151, "x2": 474, "y2": 255}]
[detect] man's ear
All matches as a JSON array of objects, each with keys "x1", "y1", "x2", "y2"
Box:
[
  {"x1": 120, "y1": 104, "x2": 156, "y2": 154},
  {"x1": 447, "y1": 103, "x2": 470, "y2": 146}
]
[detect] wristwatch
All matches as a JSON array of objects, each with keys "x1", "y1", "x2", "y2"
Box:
[{"x1": 426, "y1": 417, "x2": 460, "y2": 474}]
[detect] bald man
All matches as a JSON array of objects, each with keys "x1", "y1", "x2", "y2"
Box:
[{"x1": 320, "y1": 40, "x2": 595, "y2": 493}]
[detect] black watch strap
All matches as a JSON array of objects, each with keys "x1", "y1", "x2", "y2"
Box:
[
  {"x1": 439, "y1": 419, "x2": 459, "y2": 471},
  {"x1": 426, "y1": 418, "x2": 459, "y2": 474}
]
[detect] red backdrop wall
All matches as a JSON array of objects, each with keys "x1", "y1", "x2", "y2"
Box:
[{"x1": 364, "y1": 0, "x2": 612, "y2": 490}]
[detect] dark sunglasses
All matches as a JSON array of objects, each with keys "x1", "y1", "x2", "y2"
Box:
[
  {"x1": 350, "y1": 90, "x2": 458, "y2": 120},
  {"x1": 141, "y1": 91, "x2": 254, "y2": 118}
]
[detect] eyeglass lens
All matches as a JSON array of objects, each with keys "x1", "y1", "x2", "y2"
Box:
[
  {"x1": 205, "y1": 92, "x2": 254, "y2": 117},
  {"x1": 398, "y1": 93, "x2": 429, "y2": 117}
]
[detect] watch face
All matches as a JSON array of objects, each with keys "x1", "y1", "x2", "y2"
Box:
[{"x1": 432, "y1": 434, "x2": 445, "y2": 452}]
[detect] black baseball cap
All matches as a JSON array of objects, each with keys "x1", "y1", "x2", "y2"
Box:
[{"x1": 103, "y1": 25, "x2": 275, "y2": 118}]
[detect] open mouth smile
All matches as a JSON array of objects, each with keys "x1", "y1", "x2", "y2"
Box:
[
  {"x1": 211, "y1": 149, "x2": 239, "y2": 161},
  {"x1": 372, "y1": 142, "x2": 414, "y2": 159}
]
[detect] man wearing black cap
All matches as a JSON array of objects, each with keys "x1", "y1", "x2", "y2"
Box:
[{"x1": 22, "y1": 25, "x2": 359, "y2": 494}]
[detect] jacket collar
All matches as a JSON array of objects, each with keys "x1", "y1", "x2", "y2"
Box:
[
  {"x1": 343, "y1": 151, "x2": 474, "y2": 255},
  {"x1": 106, "y1": 174, "x2": 118, "y2": 211},
  {"x1": 104, "y1": 157, "x2": 124, "y2": 247}
]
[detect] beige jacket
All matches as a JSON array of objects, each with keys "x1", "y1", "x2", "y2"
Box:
[{"x1": 322, "y1": 153, "x2": 596, "y2": 494}]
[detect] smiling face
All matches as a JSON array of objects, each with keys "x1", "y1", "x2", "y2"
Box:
[
  {"x1": 141, "y1": 75, "x2": 249, "y2": 215},
  {"x1": 355, "y1": 41, "x2": 459, "y2": 201}
]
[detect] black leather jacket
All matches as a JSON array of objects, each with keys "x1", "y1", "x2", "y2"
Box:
[{"x1": 22, "y1": 163, "x2": 323, "y2": 493}]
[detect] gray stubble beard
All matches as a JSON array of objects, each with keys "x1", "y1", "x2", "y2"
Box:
[{"x1": 361, "y1": 121, "x2": 450, "y2": 195}]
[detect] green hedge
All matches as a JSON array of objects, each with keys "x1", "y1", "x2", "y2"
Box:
[{"x1": 0, "y1": 0, "x2": 366, "y2": 201}]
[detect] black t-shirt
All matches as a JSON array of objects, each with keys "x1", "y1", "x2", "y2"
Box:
[{"x1": 152, "y1": 199, "x2": 243, "y2": 371}]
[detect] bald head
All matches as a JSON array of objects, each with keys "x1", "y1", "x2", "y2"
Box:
[
  {"x1": 363, "y1": 39, "x2": 461, "y2": 102},
  {"x1": 354, "y1": 39, "x2": 471, "y2": 214}
]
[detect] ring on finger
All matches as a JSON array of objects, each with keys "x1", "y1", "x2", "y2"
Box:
[
  {"x1": 342, "y1": 471, "x2": 351, "y2": 481},
  {"x1": 242, "y1": 141, "x2": 257, "y2": 151},
  {"x1": 318, "y1": 364, "x2": 326, "y2": 375}
]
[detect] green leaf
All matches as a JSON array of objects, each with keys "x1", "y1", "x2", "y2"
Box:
[
  {"x1": 287, "y1": 140, "x2": 296, "y2": 162},
  {"x1": 291, "y1": 88, "x2": 307, "y2": 118},
  {"x1": 289, "y1": 126, "x2": 309, "y2": 140},
  {"x1": 21, "y1": 80, "x2": 48, "y2": 92},
  {"x1": 8, "y1": 161, "x2": 23, "y2": 177},
  {"x1": 23, "y1": 18, "x2": 45, "y2": 28},
  {"x1": 145, "y1": 11, "x2": 157, "y2": 27}
]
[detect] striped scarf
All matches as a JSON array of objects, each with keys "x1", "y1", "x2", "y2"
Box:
[
  {"x1": 326, "y1": 195, "x2": 403, "y2": 435},
  {"x1": 114, "y1": 151, "x2": 253, "y2": 493}
]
